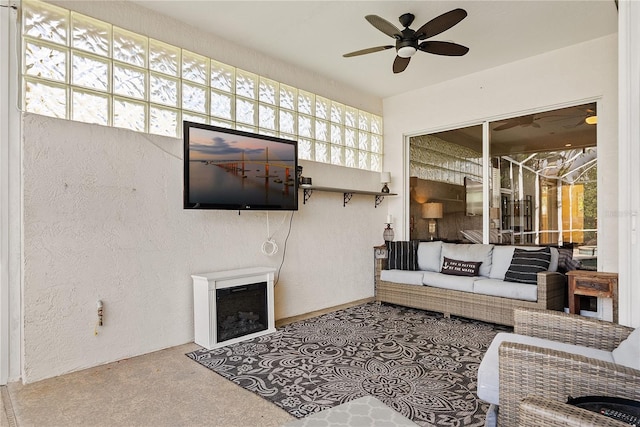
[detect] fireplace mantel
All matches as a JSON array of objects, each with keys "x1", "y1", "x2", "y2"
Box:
[{"x1": 192, "y1": 267, "x2": 276, "y2": 350}]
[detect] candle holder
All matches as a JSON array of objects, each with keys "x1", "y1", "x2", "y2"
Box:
[
  {"x1": 380, "y1": 172, "x2": 391, "y2": 193},
  {"x1": 383, "y1": 223, "x2": 394, "y2": 242}
]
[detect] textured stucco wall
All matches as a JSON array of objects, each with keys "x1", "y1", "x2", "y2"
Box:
[
  {"x1": 16, "y1": 0, "x2": 386, "y2": 383},
  {"x1": 21, "y1": 114, "x2": 385, "y2": 383}
]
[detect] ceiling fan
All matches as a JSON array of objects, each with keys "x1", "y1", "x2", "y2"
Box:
[
  {"x1": 493, "y1": 115, "x2": 541, "y2": 132},
  {"x1": 493, "y1": 110, "x2": 592, "y2": 132},
  {"x1": 564, "y1": 108, "x2": 597, "y2": 128},
  {"x1": 343, "y1": 9, "x2": 469, "y2": 74}
]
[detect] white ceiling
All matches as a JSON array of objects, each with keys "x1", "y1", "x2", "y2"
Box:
[{"x1": 130, "y1": 0, "x2": 618, "y2": 99}]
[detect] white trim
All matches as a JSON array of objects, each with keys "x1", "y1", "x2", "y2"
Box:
[
  {"x1": 1, "y1": 2, "x2": 10, "y2": 385},
  {"x1": 402, "y1": 132, "x2": 410, "y2": 240},
  {"x1": 0, "y1": 0, "x2": 17, "y2": 385},
  {"x1": 0, "y1": 0, "x2": 22, "y2": 384},
  {"x1": 617, "y1": 0, "x2": 640, "y2": 328},
  {"x1": 482, "y1": 121, "x2": 490, "y2": 244}
]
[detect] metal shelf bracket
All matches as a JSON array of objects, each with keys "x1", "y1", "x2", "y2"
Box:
[
  {"x1": 343, "y1": 192, "x2": 353, "y2": 207},
  {"x1": 303, "y1": 188, "x2": 313, "y2": 204}
]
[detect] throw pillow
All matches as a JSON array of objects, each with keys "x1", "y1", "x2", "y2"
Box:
[
  {"x1": 504, "y1": 247, "x2": 551, "y2": 284},
  {"x1": 386, "y1": 240, "x2": 419, "y2": 271},
  {"x1": 441, "y1": 257, "x2": 482, "y2": 276},
  {"x1": 558, "y1": 248, "x2": 582, "y2": 273},
  {"x1": 612, "y1": 328, "x2": 640, "y2": 370}
]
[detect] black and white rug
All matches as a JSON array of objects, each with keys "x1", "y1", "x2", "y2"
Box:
[{"x1": 186, "y1": 303, "x2": 510, "y2": 427}]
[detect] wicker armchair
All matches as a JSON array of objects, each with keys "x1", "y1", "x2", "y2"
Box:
[
  {"x1": 519, "y1": 396, "x2": 629, "y2": 426},
  {"x1": 496, "y1": 308, "x2": 639, "y2": 426}
]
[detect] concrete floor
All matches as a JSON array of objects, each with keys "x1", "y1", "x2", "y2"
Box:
[{"x1": 0, "y1": 343, "x2": 294, "y2": 427}]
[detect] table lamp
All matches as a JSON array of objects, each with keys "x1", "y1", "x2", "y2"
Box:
[{"x1": 422, "y1": 202, "x2": 443, "y2": 240}]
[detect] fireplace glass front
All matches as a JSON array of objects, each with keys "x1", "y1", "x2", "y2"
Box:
[{"x1": 216, "y1": 282, "x2": 268, "y2": 343}]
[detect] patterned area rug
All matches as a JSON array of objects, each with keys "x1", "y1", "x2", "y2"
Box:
[{"x1": 186, "y1": 303, "x2": 511, "y2": 427}]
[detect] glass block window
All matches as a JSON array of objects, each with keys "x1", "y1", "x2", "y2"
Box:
[
  {"x1": 21, "y1": 0, "x2": 383, "y2": 171},
  {"x1": 409, "y1": 134, "x2": 483, "y2": 186}
]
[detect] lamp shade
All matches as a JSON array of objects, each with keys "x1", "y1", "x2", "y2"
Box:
[
  {"x1": 422, "y1": 202, "x2": 443, "y2": 219},
  {"x1": 380, "y1": 172, "x2": 391, "y2": 184}
]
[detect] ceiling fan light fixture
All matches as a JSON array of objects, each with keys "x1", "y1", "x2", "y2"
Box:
[
  {"x1": 344, "y1": 8, "x2": 468, "y2": 73},
  {"x1": 585, "y1": 115, "x2": 598, "y2": 125},
  {"x1": 397, "y1": 45, "x2": 417, "y2": 58}
]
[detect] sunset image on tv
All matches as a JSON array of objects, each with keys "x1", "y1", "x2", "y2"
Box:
[{"x1": 184, "y1": 123, "x2": 298, "y2": 210}]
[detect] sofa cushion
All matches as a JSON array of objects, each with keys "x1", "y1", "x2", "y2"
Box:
[
  {"x1": 477, "y1": 332, "x2": 615, "y2": 406},
  {"x1": 441, "y1": 257, "x2": 481, "y2": 276},
  {"x1": 379, "y1": 269, "x2": 424, "y2": 286},
  {"x1": 441, "y1": 243, "x2": 494, "y2": 277},
  {"x1": 422, "y1": 271, "x2": 475, "y2": 292},
  {"x1": 490, "y1": 246, "x2": 559, "y2": 280},
  {"x1": 473, "y1": 278, "x2": 537, "y2": 301},
  {"x1": 558, "y1": 247, "x2": 582, "y2": 272},
  {"x1": 504, "y1": 247, "x2": 551, "y2": 284},
  {"x1": 417, "y1": 241, "x2": 443, "y2": 272},
  {"x1": 386, "y1": 240, "x2": 419, "y2": 270},
  {"x1": 612, "y1": 328, "x2": 640, "y2": 370}
]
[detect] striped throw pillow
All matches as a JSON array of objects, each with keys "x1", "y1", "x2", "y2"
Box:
[
  {"x1": 558, "y1": 248, "x2": 582, "y2": 272},
  {"x1": 386, "y1": 241, "x2": 419, "y2": 271},
  {"x1": 504, "y1": 247, "x2": 551, "y2": 284}
]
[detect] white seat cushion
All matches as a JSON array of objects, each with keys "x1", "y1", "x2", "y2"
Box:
[
  {"x1": 380, "y1": 269, "x2": 424, "y2": 286},
  {"x1": 473, "y1": 278, "x2": 538, "y2": 302},
  {"x1": 612, "y1": 328, "x2": 640, "y2": 370},
  {"x1": 422, "y1": 271, "x2": 475, "y2": 292},
  {"x1": 477, "y1": 332, "x2": 615, "y2": 405}
]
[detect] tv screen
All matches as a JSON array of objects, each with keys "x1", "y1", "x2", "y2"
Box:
[{"x1": 184, "y1": 121, "x2": 298, "y2": 210}]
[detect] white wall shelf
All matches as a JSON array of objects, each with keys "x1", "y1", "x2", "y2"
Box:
[{"x1": 300, "y1": 185, "x2": 397, "y2": 207}]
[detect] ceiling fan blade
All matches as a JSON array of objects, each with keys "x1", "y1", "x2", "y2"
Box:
[
  {"x1": 564, "y1": 119, "x2": 586, "y2": 128},
  {"x1": 419, "y1": 41, "x2": 469, "y2": 56},
  {"x1": 393, "y1": 56, "x2": 410, "y2": 73},
  {"x1": 365, "y1": 15, "x2": 402, "y2": 39},
  {"x1": 343, "y1": 45, "x2": 394, "y2": 58},
  {"x1": 493, "y1": 122, "x2": 519, "y2": 131},
  {"x1": 415, "y1": 8, "x2": 468, "y2": 40}
]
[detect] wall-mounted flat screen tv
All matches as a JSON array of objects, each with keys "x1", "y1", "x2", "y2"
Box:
[{"x1": 184, "y1": 121, "x2": 298, "y2": 210}]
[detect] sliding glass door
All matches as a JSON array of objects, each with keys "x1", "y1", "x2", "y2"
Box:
[{"x1": 409, "y1": 102, "x2": 597, "y2": 255}]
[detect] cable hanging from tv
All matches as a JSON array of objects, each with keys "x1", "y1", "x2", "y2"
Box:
[{"x1": 261, "y1": 211, "x2": 281, "y2": 256}]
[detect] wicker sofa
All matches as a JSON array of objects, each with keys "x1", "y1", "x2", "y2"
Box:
[
  {"x1": 479, "y1": 308, "x2": 639, "y2": 426},
  {"x1": 375, "y1": 241, "x2": 566, "y2": 326}
]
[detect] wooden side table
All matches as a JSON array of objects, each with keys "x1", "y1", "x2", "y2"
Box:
[{"x1": 567, "y1": 270, "x2": 618, "y2": 322}]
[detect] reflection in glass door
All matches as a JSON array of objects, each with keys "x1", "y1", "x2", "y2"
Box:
[
  {"x1": 409, "y1": 102, "x2": 597, "y2": 254},
  {"x1": 408, "y1": 125, "x2": 483, "y2": 242}
]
